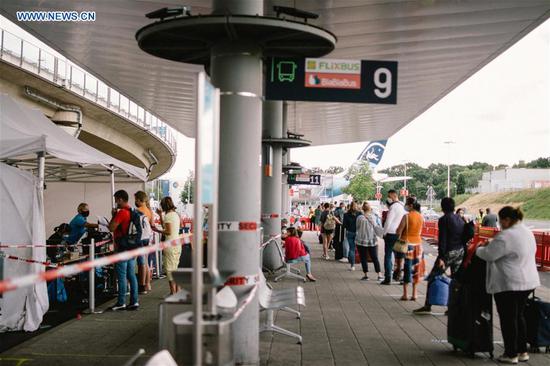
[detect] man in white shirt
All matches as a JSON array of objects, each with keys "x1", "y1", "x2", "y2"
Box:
[{"x1": 381, "y1": 189, "x2": 406, "y2": 285}]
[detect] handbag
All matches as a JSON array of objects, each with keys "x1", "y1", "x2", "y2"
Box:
[{"x1": 393, "y1": 214, "x2": 409, "y2": 254}]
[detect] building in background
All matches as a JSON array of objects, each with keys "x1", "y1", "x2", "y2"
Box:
[{"x1": 477, "y1": 168, "x2": 550, "y2": 193}]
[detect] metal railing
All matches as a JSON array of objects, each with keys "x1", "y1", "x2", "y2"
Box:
[{"x1": 0, "y1": 28, "x2": 177, "y2": 153}]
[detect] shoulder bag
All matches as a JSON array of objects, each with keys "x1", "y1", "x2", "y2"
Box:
[{"x1": 393, "y1": 214, "x2": 409, "y2": 254}]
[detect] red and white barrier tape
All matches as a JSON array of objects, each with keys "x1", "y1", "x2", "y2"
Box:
[
  {"x1": 0, "y1": 239, "x2": 112, "y2": 249},
  {"x1": 224, "y1": 274, "x2": 260, "y2": 286},
  {"x1": 260, "y1": 234, "x2": 281, "y2": 248},
  {"x1": 0, "y1": 235, "x2": 191, "y2": 294},
  {"x1": 0, "y1": 252, "x2": 58, "y2": 268},
  {"x1": 233, "y1": 283, "x2": 259, "y2": 319}
]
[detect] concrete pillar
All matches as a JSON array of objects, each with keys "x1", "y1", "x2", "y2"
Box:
[
  {"x1": 261, "y1": 101, "x2": 282, "y2": 270},
  {"x1": 210, "y1": 1, "x2": 263, "y2": 363},
  {"x1": 281, "y1": 103, "x2": 290, "y2": 221}
]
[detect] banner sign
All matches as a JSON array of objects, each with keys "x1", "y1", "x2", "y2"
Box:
[
  {"x1": 287, "y1": 174, "x2": 321, "y2": 185},
  {"x1": 266, "y1": 57, "x2": 397, "y2": 104}
]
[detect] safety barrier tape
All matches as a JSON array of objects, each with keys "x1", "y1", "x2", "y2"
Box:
[
  {"x1": 0, "y1": 239, "x2": 112, "y2": 249},
  {"x1": 0, "y1": 235, "x2": 191, "y2": 294},
  {"x1": 0, "y1": 252, "x2": 58, "y2": 268},
  {"x1": 233, "y1": 283, "x2": 259, "y2": 319},
  {"x1": 261, "y1": 213, "x2": 280, "y2": 220},
  {"x1": 224, "y1": 274, "x2": 260, "y2": 286},
  {"x1": 260, "y1": 234, "x2": 281, "y2": 248},
  {"x1": 217, "y1": 221, "x2": 261, "y2": 232}
]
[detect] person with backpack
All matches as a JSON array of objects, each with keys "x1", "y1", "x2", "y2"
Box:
[
  {"x1": 320, "y1": 202, "x2": 340, "y2": 260},
  {"x1": 135, "y1": 191, "x2": 153, "y2": 294},
  {"x1": 155, "y1": 196, "x2": 182, "y2": 295},
  {"x1": 413, "y1": 197, "x2": 467, "y2": 314},
  {"x1": 108, "y1": 190, "x2": 139, "y2": 311}
]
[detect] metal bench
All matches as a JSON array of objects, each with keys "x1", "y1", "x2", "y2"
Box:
[{"x1": 259, "y1": 272, "x2": 305, "y2": 344}]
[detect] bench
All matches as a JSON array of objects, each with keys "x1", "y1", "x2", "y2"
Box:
[{"x1": 259, "y1": 272, "x2": 305, "y2": 344}]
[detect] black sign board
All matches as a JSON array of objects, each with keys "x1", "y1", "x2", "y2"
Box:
[
  {"x1": 287, "y1": 174, "x2": 321, "y2": 186},
  {"x1": 265, "y1": 57, "x2": 397, "y2": 104}
]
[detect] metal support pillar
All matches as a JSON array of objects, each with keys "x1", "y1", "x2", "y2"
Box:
[
  {"x1": 110, "y1": 164, "x2": 115, "y2": 208},
  {"x1": 261, "y1": 101, "x2": 283, "y2": 270},
  {"x1": 281, "y1": 103, "x2": 290, "y2": 221},
  {"x1": 211, "y1": 1, "x2": 263, "y2": 363}
]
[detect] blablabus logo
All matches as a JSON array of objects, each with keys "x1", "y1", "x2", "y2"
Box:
[{"x1": 304, "y1": 58, "x2": 361, "y2": 89}]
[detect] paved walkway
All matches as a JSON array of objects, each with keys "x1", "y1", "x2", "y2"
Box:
[{"x1": 1, "y1": 231, "x2": 549, "y2": 366}]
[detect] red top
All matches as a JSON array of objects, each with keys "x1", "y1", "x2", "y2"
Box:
[
  {"x1": 113, "y1": 205, "x2": 131, "y2": 242},
  {"x1": 284, "y1": 236, "x2": 307, "y2": 261}
]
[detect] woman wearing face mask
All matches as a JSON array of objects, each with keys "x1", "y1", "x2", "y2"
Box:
[
  {"x1": 395, "y1": 197, "x2": 425, "y2": 301},
  {"x1": 476, "y1": 207, "x2": 540, "y2": 364},
  {"x1": 66, "y1": 202, "x2": 99, "y2": 245}
]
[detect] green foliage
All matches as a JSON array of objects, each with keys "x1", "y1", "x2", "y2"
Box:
[
  {"x1": 378, "y1": 157, "x2": 547, "y2": 200},
  {"x1": 180, "y1": 171, "x2": 194, "y2": 204},
  {"x1": 342, "y1": 161, "x2": 375, "y2": 201}
]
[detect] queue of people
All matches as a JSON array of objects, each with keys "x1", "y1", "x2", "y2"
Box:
[{"x1": 296, "y1": 194, "x2": 541, "y2": 365}]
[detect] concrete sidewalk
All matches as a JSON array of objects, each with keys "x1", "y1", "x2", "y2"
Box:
[{"x1": 1, "y1": 231, "x2": 549, "y2": 366}]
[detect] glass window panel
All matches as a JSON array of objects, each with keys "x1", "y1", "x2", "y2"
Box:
[
  {"x1": 110, "y1": 89, "x2": 119, "y2": 108},
  {"x1": 40, "y1": 50, "x2": 55, "y2": 74},
  {"x1": 2, "y1": 31, "x2": 22, "y2": 57},
  {"x1": 120, "y1": 95, "x2": 129, "y2": 113},
  {"x1": 71, "y1": 67, "x2": 85, "y2": 89},
  {"x1": 97, "y1": 81, "x2": 108, "y2": 101},
  {"x1": 85, "y1": 75, "x2": 97, "y2": 95}
]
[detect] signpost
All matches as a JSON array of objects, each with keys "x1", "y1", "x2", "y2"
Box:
[
  {"x1": 287, "y1": 174, "x2": 321, "y2": 185},
  {"x1": 266, "y1": 57, "x2": 398, "y2": 104}
]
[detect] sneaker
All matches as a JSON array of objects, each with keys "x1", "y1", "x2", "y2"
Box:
[
  {"x1": 380, "y1": 280, "x2": 391, "y2": 285},
  {"x1": 497, "y1": 355, "x2": 518, "y2": 364},
  {"x1": 361, "y1": 275, "x2": 369, "y2": 281},
  {"x1": 110, "y1": 303, "x2": 126, "y2": 311},
  {"x1": 338, "y1": 258, "x2": 349, "y2": 263},
  {"x1": 412, "y1": 305, "x2": 432, "y2": 315},
  {"x1": 377, "y1": 274, "x2": 384, "y2": 280},
  {"x1": 349, "y1": 266, "x2": 356, "y2": 271},
  {"x1": 127, "y1": 303, "x2": 140, "y2": 311},
  {"x1": 324, "y1": 255, "x2": 330, "y2": 260},
  {"x1": 518, "y1": 353, "x2": 529, "y2": 362}
]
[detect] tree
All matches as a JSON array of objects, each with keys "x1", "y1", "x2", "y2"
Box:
[
  {"x1": 456, "y1": 173, "x2": 466, "y2": 194},
  {"x1": 526, "y1": 157, "x2": 550, "y2": 168},
  {"x1": 180, "y1": 171, "x2": 194, "y2": 204},
  {"x1": 342, "y1": 161, "x2": 375, "y2": 201}
]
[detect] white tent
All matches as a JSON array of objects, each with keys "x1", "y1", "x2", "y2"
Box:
[
  {"x1": 0, "y1": 163, "x2": 48, "y2": 332},
  {"x1": 0, "y1": 94, "x2": 147, "y2": 182},
  {"x1": 0, "y1": 94, "x2": 146, "y2": 331}
]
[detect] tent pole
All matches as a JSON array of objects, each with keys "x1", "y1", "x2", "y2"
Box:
[
  {"x1": 37, "y1": 152, "x2": 45, "y2": 193},
  {"x1": 110, "y1": 165, "x2": 115, "y2": 208}
]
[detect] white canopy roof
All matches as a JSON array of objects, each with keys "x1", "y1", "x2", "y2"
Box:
[
  {"x1": 0, "y1": 94, "x2": 147, "y2": 182},
  {"x1": 1, "y1": 1, "x2": 548, "y2": 145}
]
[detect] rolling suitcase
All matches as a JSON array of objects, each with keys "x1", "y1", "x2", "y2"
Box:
[
  {"x1": 447, "y1": 256, "x2": 494, "y2": 358},
  {"x1": 525, "y1": 292, "x2": 550, "y2": 353}
]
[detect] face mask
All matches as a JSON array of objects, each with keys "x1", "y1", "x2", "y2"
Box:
[{"x1": 81, "y1": 211, "x2": 90, "y2": 217}]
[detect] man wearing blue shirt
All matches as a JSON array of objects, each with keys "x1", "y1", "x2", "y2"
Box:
[{"x1": 67, "y1": 203, "x2": 98, "y2": 244}]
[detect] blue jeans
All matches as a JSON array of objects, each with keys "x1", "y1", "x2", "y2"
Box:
[
  {"x1": 383, "y1": 234, "x2": 399, "y2": 282},
  {"x1": 346, "y1": 232, "x2": 356, "y2": 266},
  {"x1": 288, "y1": 254, "x2": 311, "y2": 274},
  {"x1": 116, "y1": 258, "x2": 138, "y2": 306}
]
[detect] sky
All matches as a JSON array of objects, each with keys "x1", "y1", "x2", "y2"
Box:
[{"x1": 3, "y1": 14, "x2": 548, "y2": 181}]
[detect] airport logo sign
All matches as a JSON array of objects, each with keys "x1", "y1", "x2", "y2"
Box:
[
  {"x1": 304, "y1": 58, "x2": 361, "y2": 89},
  {"x1": 266, "y1": 57, "x2": 397, "y2": 104}
]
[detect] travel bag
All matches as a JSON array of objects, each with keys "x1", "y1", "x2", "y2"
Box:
[
  {"x1": 524, "y1": 291, "x2": 550, "y2": 353},
  {"x1": 447, "y1": 255, "x2": 494, "y2": 358},
  {"x1": 428, "y1": 275, "x2": 451, "y2": 306}
]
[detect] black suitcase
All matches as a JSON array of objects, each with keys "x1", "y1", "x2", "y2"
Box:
[
  {"x1": 525, "y1": 292, "x2": 550, "y2": 353},
  {"x1": 447, "y1": 256, "x2": 494, "y2": 358}
]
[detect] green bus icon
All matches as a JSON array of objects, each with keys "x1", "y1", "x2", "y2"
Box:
[{"x1": 274, "y1": 61, "x2": 297, "y2": 82}]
